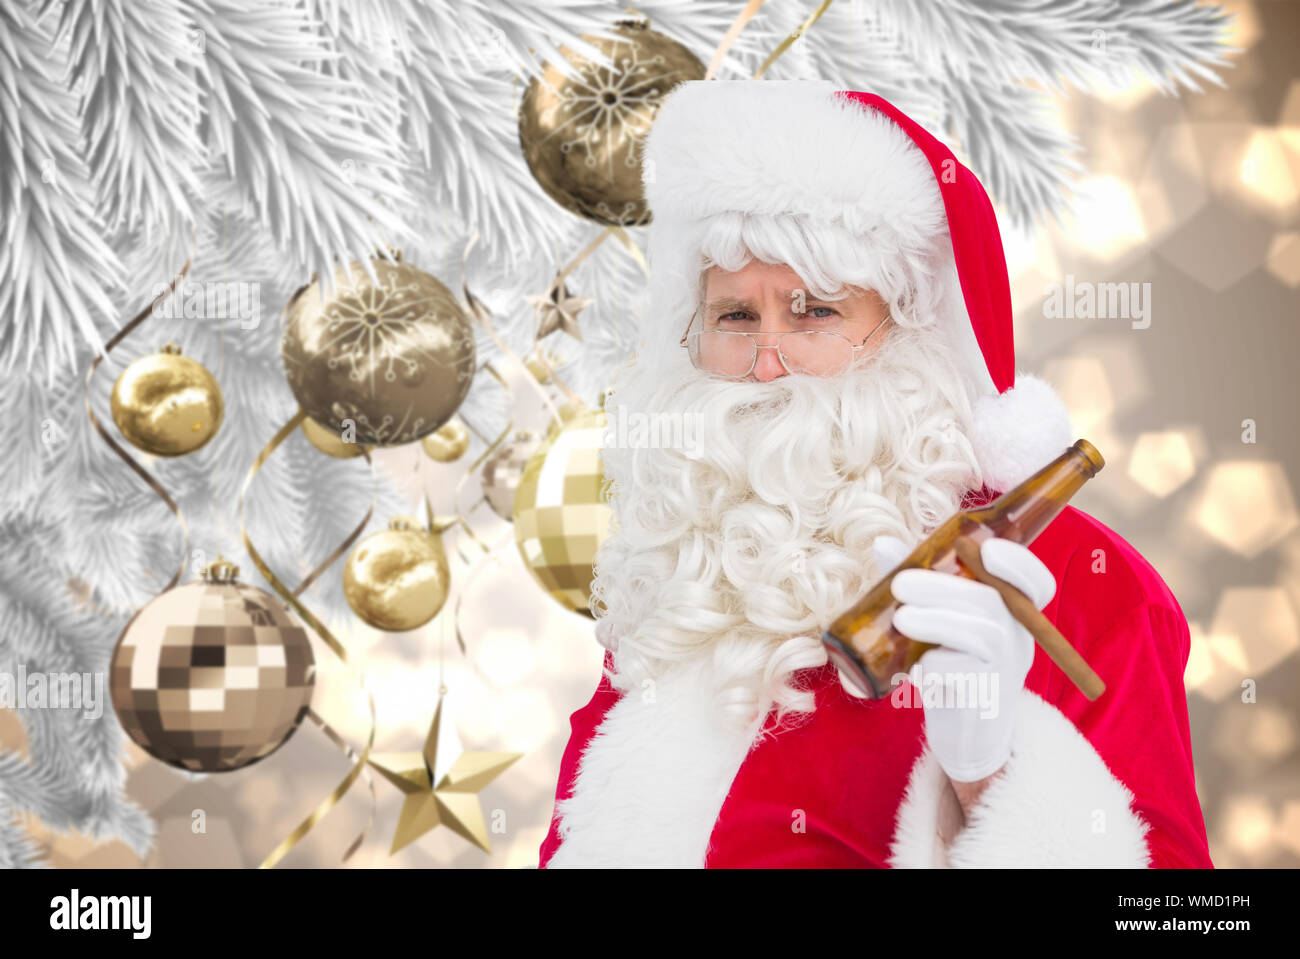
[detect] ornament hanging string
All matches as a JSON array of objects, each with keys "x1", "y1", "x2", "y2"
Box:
[
  {"x1": 521, "y1": 225, "x2": 648, "y2": 430},
  {"x1": 83, "y1": 246, "x2": 194, "y2": 598},
  {"x1": 450, "y1": 362, "x2": 514, "y2": 563},
  {"x1": 240, "y1": 408, "x2": 377, "y2": 867},
  {"x1": 460, "y1": 232, "x2": 565, "y2": 421}
]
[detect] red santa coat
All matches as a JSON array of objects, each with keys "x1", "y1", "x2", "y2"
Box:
[{"x1": 538, "y1": 493, "x2": 1213, "y2": 868}]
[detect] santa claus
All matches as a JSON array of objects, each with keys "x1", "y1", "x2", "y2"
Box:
[{"x1": 537, "y1": 80, "x2": 1213, "y2": 868}]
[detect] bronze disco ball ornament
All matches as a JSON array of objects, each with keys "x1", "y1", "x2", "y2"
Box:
[
  {"x1": 109, "y1": 557, "x2": 316, "y2": 773},
  {"x1": 512, "y1": 407, "x2": 612, "y2": 617}
]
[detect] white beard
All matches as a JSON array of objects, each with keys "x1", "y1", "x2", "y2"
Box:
[
  {"x1": 592, "y1": 324, "x2": 984, "y2": 734},
  {"x1": 547, "y1": 326, "x2": 985, "y2": 867}
]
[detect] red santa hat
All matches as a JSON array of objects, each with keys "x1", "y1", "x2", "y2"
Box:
[{"x1": 640, "y1": 80, "x2": 1073, "y2": 494}]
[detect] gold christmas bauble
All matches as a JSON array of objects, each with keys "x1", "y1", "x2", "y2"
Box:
[
  {"x1": 281, "y1": 255, "x2": 477, "y2": 447},
  {"x1": 518, "y1": 17, "x2": 705, "y2": 226},
  {"x1": 513, "y1": 408, "x2": 611, "y2": 617},
  {"x1": 420, "y1": 420, "x2": 470, "y2": 463},
  {"x1": 110, "y1": 342, "x2": 223, "y2": 456},
  {"x1": 110, "y1": 557, "x2": 315, "y2": 772},
  {"x1": 481, "y1": 431, "x2": 544, "y2": 520},
  {"x1": 343, "y1": 517, "x2": 451, "y2": 632},
  {"x1": 302, "y1": 414, "x2": 370, "y2": 458}
]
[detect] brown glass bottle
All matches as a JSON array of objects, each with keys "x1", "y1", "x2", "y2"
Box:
[{"x1": 823, "y1": 439, "x2": 1105, "y2": 699}]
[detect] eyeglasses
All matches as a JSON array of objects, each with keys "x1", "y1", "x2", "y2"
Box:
[{"x1": 679, "y1": 309, "x2": 890, "y2": 379}]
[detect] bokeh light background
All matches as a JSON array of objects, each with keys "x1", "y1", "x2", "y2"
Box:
[{"x1": 3, "y1": 0, "x2": 1296, "y2": 868}]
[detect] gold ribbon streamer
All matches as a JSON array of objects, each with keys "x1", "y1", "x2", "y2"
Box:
[
  {"x1": 258, "y1": 692, "x2": 376, "y2": 869},
  {"x1": 452, "y1": 526, "x2": 517, "y2": 658},
  {"x1": 240, "y1": 409, "x2": 377, "y2": 867},
  {"x1": 84, "y1": 252, "x2": 194, "y2": 596},
  {"x1": 452, "y1": 363, "x2": 514, "y2": 562},
  {"x1": 460, "y1": 233, "x2": 569, "y2": 423},
  {"x1": 706, "y1": 0, "x2": 767, "y2": 80},
  {"x1": 752, "y1": 0, "x2": 836, "y2": 79}
]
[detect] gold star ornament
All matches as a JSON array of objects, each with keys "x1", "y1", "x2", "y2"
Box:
[
  {"x1": 367, "y1": 695, "x2": 522, "y2": 855},
  {"x1": 526, "y1": 279, "x2": 594, "y2": 342}
]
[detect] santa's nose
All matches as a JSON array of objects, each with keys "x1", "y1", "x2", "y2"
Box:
[{"x1": 751, "y1": 345, "x2": 788, "y2": 382}]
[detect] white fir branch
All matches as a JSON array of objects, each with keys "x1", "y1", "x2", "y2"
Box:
[
  {"x1": 50, "y1": 0, "x2": 206, "y2": 237},
  {"x1": 867, "y1": 0, "x2": 1234, "y2": 97},
  {"x1": 0, "y1": 804, "x2": 48, "y2": 867},
  {"x1": 187, "y1": 0, "x2": 414, "y2": 286},
  {"x1": 941, "y1": 75, "x2": 1085, "y2": 230},
  {"x1": 0, "y1": 0, "x2": 123, "y2": 381}
]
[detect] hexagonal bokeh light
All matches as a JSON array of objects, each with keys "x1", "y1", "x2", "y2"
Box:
[
  {"x1": 1266, "y1": 231, "x2": 1300, "y2": 287},
  {"x1": 1210, "y1": 587, "x2": 1300, "y2": 679},
  {"x1": 1193, "y1": 461, "x2": 1300, "y2": 557},
  {"x1": 1128, "y1": 429, "x2": 1201, "y2": 497}
]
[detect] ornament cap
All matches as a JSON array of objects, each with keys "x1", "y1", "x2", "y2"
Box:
[
  {"x1": 160, "y1": 341, "x2": 182, "y2": 355},
  {"x1": 201, "y1": 555, "x2": 240, "y2": 584},
  {"x1": 388, "y1": 515, "x2": 422, "y2": 532}
]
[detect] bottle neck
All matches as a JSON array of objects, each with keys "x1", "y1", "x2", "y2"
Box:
[{"x1": 969, "y1": 455, "x2": 1095, "y2": 542}]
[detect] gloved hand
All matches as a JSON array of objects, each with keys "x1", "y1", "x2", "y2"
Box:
[{"x1": 841, "y1": 533, "x2": 1056, "y2": 783}]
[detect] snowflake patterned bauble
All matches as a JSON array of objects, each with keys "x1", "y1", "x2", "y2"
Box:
[
  {"x1": 281, "y1": 254, "x2": 477, "y2": 447},
  {"x1": 518, "y1": 17, "x2": 705, "y2": 227}
]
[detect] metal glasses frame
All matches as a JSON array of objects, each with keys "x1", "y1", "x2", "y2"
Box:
[{"x1": 679, "y1": 308, "x2": 891, "y2": 379}]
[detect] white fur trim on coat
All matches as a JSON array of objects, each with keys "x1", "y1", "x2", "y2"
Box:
[
  {"x1": 545, "y1": 654, "x2": 760, "y2": 867},
  {"x1": 889, "y1": 688, "x2": 1152, "y2": 867}
]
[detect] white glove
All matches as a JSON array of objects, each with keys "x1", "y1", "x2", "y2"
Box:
[{"x1": 858, "y1": 533, "x2": 1056, "y2": 783}]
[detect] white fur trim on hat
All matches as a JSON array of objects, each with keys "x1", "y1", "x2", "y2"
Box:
[
  {"x1": 643, "y1": 79, "x2": 947, "y2": 266},
  {"x1": 889, "y1": 689, "x2": 1152, "y2": 867}
]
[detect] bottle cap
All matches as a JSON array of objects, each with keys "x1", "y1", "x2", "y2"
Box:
[{"x1": 1072, "y1": 439, "x2": 1105, "y2": 475}]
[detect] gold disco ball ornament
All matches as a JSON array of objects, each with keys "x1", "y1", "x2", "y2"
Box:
[
  {"x1": 482, "y1": 430, "x2": 544, "y2": 521},
  {"x1": 301, "y1": 414, "x2": 370, "y2": 459},
  {"x1": 281, "y1": 254, "x2": 477, "y2": 447},
  {"x1": 513, "y1": 408, "x2": 611, "y2": 617},
  {"x1": 343, "y1": 516, "x2": 451, "y2": 632},
  {"x1": 420, "y1": 420, "x2": 471, "y2": 464},
  {"x1": 110, "y1": 342, "x2": 224, "y2": 456},
  {"x1": 517, "y1": 16, "x2": 705, "y2": 226},
  {"x1": 109, "y1": 557, "x2": 315, "y2": 773}
]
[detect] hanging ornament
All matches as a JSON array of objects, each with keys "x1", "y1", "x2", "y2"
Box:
[
  {"x1": 517, "y1": 16, "x2": 705, "y2": 226},
  {"x1": 526, "y1": 279, "x2": 594, "y2": 342},
  {"x1": 343, "y1": 516, "x2": 451, "y2": 632},
  {"x1": 513, "y1": 407, "x2": 612, "y2": 618},
  {"x1": 367, "y1": 693, "x2": 522, "y2": 854},
  {"x1": 544, "y1": 402, "x2": 586, "y2": 440},
  {"x1": 481, "y1": 430, "x2": 544, "y2": 521},
  {"x1": 109, "y1": 341, "x2": 223, "y2": 457},
  {"x1": 281, "y1": 253, "x2": 476, "y2": 447},
  {"x1": 301, "y1": 414, "x2": 370, "y2": 459},
  {"x1": 110, "y1": 556, "x2": 315, "y2": 773},
  {"x1": 420, "y1": 420, "x2": 471, "y2": 464},
  {"x1": 525, "y1": 348, "x2": 561, "y2": 385}
]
